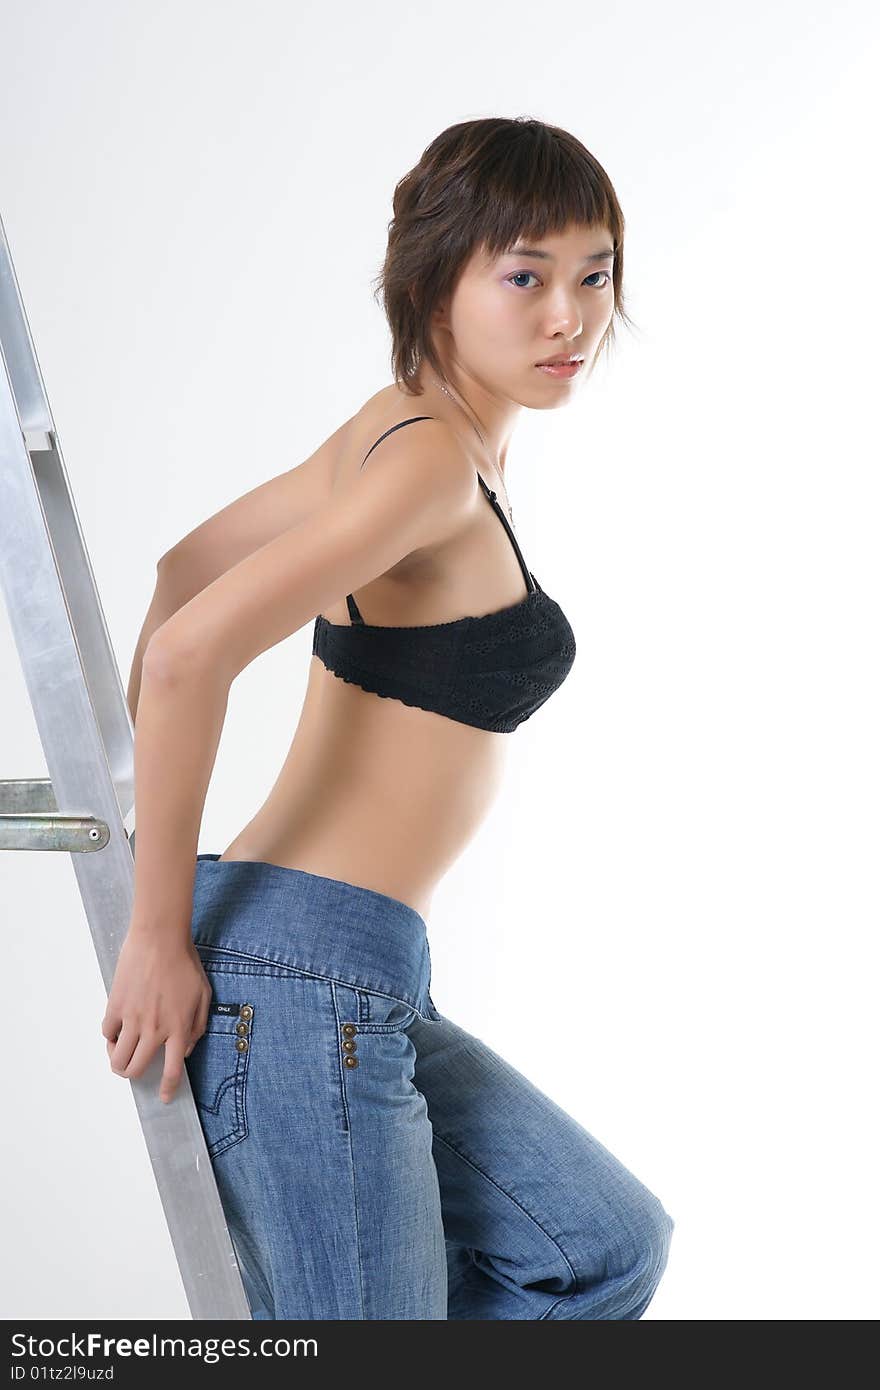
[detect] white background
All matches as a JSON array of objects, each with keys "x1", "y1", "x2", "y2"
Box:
[{"x1": 1, "y1": 0, "x2": 878, "y2": 1321}]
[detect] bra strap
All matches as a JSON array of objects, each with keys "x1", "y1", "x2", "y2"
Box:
[
  {"x1": 346, "y1": 415, "x2": 437, "y2": 623},
  {"x1": 359, "y1": 415, "x2": 437, "y2": 471},
  {"x1": 476, "y1": 471, "x2": 537, "y2": 594}
]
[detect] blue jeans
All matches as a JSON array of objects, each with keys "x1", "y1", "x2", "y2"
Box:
[{"x1": 185, "y1": 854, "x2": 674, "y2": 1319}]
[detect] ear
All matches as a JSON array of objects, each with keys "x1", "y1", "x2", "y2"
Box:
[{"x1": 431, "y1": 296, "x2": 450, "y2": 329}]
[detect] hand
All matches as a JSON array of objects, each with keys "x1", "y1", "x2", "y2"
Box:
[{"x1": 102, "y1": 926, "x2": 213, "y2": 1105}]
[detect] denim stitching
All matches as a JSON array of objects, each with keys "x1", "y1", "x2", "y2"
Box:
[
  {"x1": 234, "y1": 1012, "x2": 249, "y2": 1138},
  {"x1": 345, "y1": 1128, "x2": 367, "y2": 1320},
  {"x1": 329, "y1": 981, "x2": 351, "y2": 1134},
  {"x1": 431, "y1": 1131, "x2": 578, "y2": 1291},
  {"x1": 188, "y1": 991, "x2": 253, "y2": 1158},
  {"x1": 197, "y1": 1074, "x2": 239, "y2": 1154},
  {"x1": 194, "y1": 943, "x2": 430, "y2": 1019},
  {"x1": 193, "y1": 1047, "x2": 250, "y2": 1158},
  {"x1": 330, "y1": 984, "x2": 366, "y2": 1317},
  {"x1": 339, "y1": 990, "x2": 420, "y2": 1036},
  {"x1": 537, "y1": 1292, "x2": 572, "y2": 1320},
  {"x1": 193, "y1": 953, "x2": 304, "y2": 979}
]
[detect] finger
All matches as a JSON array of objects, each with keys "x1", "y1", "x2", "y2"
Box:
[
  {"x1": 117, "y1": 1032, "x2": 162, "y2": 1082},
  {"x1": 196, "y1": 990, "x2": 212, "y2": 1035},
  {"x1": 101, "y1": 1009, "x2": 122, "y2": 1042},
  {"x1": 108, "y1": 1023, "x2": 139, "y2": 1075},
  {"x1": 161, "y1": 1034, "x2": 188, "y2": 1105},
  {"x1": 187, "y1": 994, "x2": 212, "y2": 1053}
]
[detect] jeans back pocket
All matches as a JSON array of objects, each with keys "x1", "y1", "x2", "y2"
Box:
[{"x1": 185, "y1": 999, "x2": 255, "y2": 1159}]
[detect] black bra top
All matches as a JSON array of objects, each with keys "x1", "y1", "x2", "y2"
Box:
[{"x1": 311, "y1": 416, "x2": 576, "y2": 733}]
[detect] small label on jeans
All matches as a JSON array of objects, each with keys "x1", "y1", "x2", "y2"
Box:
[{"x1": 210, "y1": 1001, "x2": 242, "y2": 1016}]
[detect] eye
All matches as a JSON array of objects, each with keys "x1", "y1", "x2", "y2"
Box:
[{"x1": 506, "y1": 270, "x2": 612, "y2": 290}]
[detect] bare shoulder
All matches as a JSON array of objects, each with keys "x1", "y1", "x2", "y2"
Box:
[
  {"x1": 159, "y1": 384, "x2": 474, "y2": 609},
  {"x1": 342, "y1": 386, "x2": 478, "y2": 507},
  {"x1": 160, "y1": 412, "x2": 355, "y2": 594},
  {"x1": 150, "y1": 394, "x2": 481, "y2": 677}
]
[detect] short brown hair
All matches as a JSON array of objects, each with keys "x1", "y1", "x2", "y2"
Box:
[{"x1": 372, "y1": 116, "x2": 633, "y2": 395}]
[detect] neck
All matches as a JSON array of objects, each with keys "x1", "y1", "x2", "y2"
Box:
[{"x1": 424, "y1": 367, "x2": 520, "y2": 476}]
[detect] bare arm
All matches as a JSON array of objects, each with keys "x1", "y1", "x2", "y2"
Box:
[
  {"x1": 104, "y1": 419, "x2": 474, "y2": 1102},
  {"x1": 126, "y1": 566, "x2": 186, "y2": 725},
  {"x1": 127, "y1": 418, "x2": 348, "y2": 724},
  {"x1": 157, "y1": 417, "x2": 348, "y2": 600}
]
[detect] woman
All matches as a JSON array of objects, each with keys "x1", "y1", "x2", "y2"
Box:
[{"x1": 105, "y1": 116, "x2": 675, "y2": 1320}]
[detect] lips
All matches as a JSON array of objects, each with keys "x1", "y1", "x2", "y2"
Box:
[
  {"x1": 535, "y1": 354, "x2": 584, "y2": 366},
  {"x1": 535, "y1": 357, "x2": 584, "y2": 379}
]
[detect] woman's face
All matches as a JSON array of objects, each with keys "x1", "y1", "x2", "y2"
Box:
[{"x1": 433, "y1": 221, "x2": 616, "y2": 409}]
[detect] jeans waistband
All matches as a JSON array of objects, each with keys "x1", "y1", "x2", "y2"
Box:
[{"x1": 191, "y1": 854, "x2": 439, "y2": 1022}]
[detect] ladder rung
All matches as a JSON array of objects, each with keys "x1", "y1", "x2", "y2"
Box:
[{"x1": 0, "y1": 812, "x2": 110, "y2": 852}]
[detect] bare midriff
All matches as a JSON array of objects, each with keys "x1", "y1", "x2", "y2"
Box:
[
  {"x1": 218, "y1": 665, "x2": 506, "y2": 920},
  {"x1": 217, "y1": 385, "x2": 524, "y2": 922}
]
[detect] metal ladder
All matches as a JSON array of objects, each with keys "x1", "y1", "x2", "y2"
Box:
[{"x1": 0, "y1": 209, "x2": 251, "y2": 1320}]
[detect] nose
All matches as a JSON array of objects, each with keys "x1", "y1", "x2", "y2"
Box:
[{"x1": 544, "y1": 292, "x2": 583, "y2": 341}]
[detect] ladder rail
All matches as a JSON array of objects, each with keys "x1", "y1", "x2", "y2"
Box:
[{"x1": 0, "y1": 208, "x2": 251, "y2": 1320}]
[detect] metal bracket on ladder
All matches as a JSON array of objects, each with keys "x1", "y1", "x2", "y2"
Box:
[{"x1": 0, "y1": 209, "x2": 251, "y2": 1319}]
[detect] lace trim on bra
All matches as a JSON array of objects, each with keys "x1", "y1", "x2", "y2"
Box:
[{"x1": 315, "y1": 580, "x2": 546, "y2": 636}]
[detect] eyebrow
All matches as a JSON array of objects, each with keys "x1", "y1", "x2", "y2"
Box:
[{"x1": 505, "y1": 246, "x2": 615, "y2": 263}]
